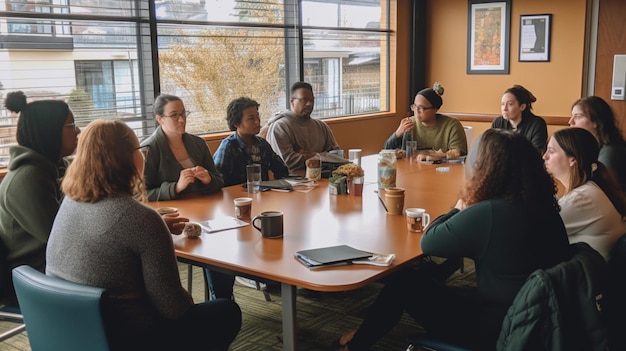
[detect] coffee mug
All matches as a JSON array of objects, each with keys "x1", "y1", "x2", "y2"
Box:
[
  {"x1": 405, "y1": 208, "x2": 431, "y2": 232},
  {"x1": 385, "y1": 193, "x2": 404, "y2": 215},
  {"x1": 252, "y1": 211, "x2": 284, "y2": 239},
  {"x1": 234, "y1": 197, "x2": 252, "y2": 221}
]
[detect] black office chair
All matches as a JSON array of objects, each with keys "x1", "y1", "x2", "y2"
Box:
[
  {"x1": 12, "y1": 265, "x2": 110, "y2": 351},
  {"x1": 0, "y1": 238, "x2": 25, "y2": 341},
  {"x1": 605, "y1": 233, "x2": 626, "y2": 350}
]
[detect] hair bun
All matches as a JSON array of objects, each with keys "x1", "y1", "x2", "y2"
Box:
[
  {"x1": 432, "y1": 82, "x2": 444, "y2": 96},
  {"x1": 4, "y1": 91, "x2": 27, "y2": 113}
]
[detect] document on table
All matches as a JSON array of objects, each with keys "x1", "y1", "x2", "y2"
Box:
[{"x1": 197, "y1": 216, "x2": 249, "y2": 233}]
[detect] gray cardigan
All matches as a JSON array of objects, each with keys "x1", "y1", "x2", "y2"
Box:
[
  {"x1": 46, "y1": 195, "x2": 193, "y2": 337},
  {"x1": 141, "y1": 126, "x2": 223, "y2": 201}
]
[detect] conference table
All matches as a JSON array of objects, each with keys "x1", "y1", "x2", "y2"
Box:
[{"x1": 148, "y1": 154, "x2": 466, "y2": 350}]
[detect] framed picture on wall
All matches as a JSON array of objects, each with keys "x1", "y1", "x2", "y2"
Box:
[
  {"x1": 519, "y1": 14, "x2": 552, "y2": 62},
  {"x1": 467, "y1": 0, "x2": 511, "y2": 74}
]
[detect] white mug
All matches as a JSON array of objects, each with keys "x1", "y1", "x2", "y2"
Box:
[{"x1": 405, "y1": 208, "x2": 431, "y2": 233}]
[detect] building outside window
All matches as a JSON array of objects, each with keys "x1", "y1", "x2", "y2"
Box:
[{"x1": 0, "y1": 0, "x2": 391, "y2": 167}]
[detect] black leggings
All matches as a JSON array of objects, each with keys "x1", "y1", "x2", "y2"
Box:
[
  {"x1": 347, "y1": 265, "x2": 504, "y2": 351},
  {"x1": 112, "y1": 298, "x2": 242, "y2": 351}
]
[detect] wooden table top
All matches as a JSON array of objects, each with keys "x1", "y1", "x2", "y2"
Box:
[{"x1": 148, "y1": 155, "x2": 466, "y2": 292}]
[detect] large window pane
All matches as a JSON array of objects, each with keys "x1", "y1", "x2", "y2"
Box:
[
  {"x1": 304, "y1": 29, "x2": 386, "y2": 118},
  {"x1": 0, "y1": 0, "x2": 392, "y2": 168},
  {"x1": 302, "y1": 0, "x2": 382, "y2": 29},
  {"x1": 158, "y1": 24, "x2": 286, "y2": 134}
]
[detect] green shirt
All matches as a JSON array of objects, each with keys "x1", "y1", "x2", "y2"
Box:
[{"x1": 384, "y1": 114, "x2": 468, "y2": 155}]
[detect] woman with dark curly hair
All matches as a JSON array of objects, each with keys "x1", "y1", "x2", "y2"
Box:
[
  {"x1": 0, "y1": 91, "x2": 80, "y2": 306},
  {"x1": 337, "y1": 129, "x2": 569, "y2": 351},
  {"x1": 568, "y1": 95, "x2": 626, "y2": 192},
  {"x1": 214, "y1": 96, "x2": 288, "y2": 187},
  {"x1": 492, "y1": 85, "x2": 548, "y2": 152}
]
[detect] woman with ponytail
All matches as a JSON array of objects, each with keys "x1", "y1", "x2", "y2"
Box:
[
  {"x1": 0, "y1": 91, "x2": 80, "y2": 305},
  {"x1": 543, "y1": 127, "x2": 626, "y2": 260}
]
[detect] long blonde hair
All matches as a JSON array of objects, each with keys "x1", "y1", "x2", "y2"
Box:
[{"x1": 62, "y1": 119, "x2": 146, "y2": 202}]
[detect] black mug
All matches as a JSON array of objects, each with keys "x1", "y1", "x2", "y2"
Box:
[{"x1": 252, "y1": 211, "x2": 284, "y2": 239}]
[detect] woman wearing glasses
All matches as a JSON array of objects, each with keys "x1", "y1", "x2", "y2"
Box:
[
  {"x1": 0, "y1": 91, "x2": 80, "y2": 305},
  {"x1": 141, "y1": 94, "x2": 231, "y2": 300},
  {"x1": 142, "y1": 94, "x2": 223, "y2": 201},
  {"x1": 492, "y1": 84, "x2": 547, "y2": 153},
  {"x1": 383, "y1": 82, "x2": 467, "y2": 159}
]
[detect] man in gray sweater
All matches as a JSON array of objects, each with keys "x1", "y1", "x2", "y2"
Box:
[{"x1": 264, "y1": 82, "x2": 340, "y2": 174}]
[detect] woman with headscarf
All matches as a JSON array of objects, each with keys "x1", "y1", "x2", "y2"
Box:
[{"x1": 384, "y1": 82, "x2": 467, "y2": 159}]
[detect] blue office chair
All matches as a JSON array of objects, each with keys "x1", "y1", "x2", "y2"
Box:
[{"x1": 12, "y1": 265, "x2": 110, "y2": 351}]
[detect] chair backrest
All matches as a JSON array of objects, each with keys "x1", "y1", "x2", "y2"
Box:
[
  {"x1": 12, "y1": 265, "x2": 110, "y2": 351},
  {"x1": 606, "y1": 233, "x2": 626, "y2": 350}
]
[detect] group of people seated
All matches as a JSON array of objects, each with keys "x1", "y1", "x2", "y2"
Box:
[
  {"x1": 337, "y1": 86, "x2": 626, "y2": 350},
  {"x1": 0, "y1": 79, "x2": 625, "y2": 350},
  {"x1": 0, "y1": 81, "x2": 343, "y2": 350}
]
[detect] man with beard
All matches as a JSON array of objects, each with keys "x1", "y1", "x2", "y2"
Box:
[{"x1": 264, "y1": 82, "x2": 341, "y2": 174}]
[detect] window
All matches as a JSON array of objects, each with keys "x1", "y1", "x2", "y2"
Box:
[{"x1": 0, "y1": 0, "x2": 392, "y2": 166}]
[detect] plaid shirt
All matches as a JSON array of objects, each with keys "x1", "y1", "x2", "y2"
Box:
[{"x1": 214, "y1": 133, "x2": 289, "y2": 187}]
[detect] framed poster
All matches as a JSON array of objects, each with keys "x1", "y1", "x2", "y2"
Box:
[
  {"x1": 467, "y1": 0, "x2": 511, "y2": 74},
  {"x1": 519, "y1": 14, "x2": 552, "y2": 62}
]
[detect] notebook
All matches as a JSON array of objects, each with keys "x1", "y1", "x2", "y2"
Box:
[
  {"x1": 294, "y1": 245, "x2": 373, "y2": 269},
  {"x1": 259, "y1": 179, "x2": 294, "y2": 190}
]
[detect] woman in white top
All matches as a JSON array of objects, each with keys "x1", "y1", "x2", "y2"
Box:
[{"x1": 543, "y1": 127, "x2": 626, "y2": 261}]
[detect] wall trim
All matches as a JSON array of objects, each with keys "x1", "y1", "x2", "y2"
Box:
[{"x1": 447, "y1": 112, "x2": 570, "y2": 126}]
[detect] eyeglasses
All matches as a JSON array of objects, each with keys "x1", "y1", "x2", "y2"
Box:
[
  {"x1": 64, "y1": 122, "x2": 77, "y2": 129},
  {"x1": 291, "y1": 97, "x2": 314, "y2": 104},
  {"x1": 410, "y1": 104, "x2": 436, "y2": 113},
  {"x1": 136, "y1": 145, "x2": 150, "y2": 158},
  {"x1": 161, "y1": 111, "x2": 190, "y2": 120}
]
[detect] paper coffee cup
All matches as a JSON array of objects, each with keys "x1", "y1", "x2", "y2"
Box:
[{"x1": 234, "y1": 197, "x2": 253, "y2": 220}]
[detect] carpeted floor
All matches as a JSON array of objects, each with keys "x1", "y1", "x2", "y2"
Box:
[{"x1": 0, "y1": 259, "x2": 476, "y2": 351}]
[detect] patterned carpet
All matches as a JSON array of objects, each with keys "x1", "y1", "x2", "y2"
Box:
[{"x1": 0, "y1": 259, "x2": 476, "y2": 351}]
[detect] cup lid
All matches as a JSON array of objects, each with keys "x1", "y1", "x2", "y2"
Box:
[
  {"x1": 405, "y1": 208, "x2": 425, "y2": 215},
  {"x1": 234, "y1": 197, "x2": 253, "y2": 204}
]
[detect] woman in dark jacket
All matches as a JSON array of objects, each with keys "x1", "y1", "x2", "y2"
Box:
[
  {"x1": 0, "y1": 91, "x2": 80, "y2": 305},
  {"x1": 338, "y1": 129, "x2": 569, "y2": 350}
]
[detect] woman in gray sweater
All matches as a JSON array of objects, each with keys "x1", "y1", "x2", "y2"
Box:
[{"x1": 46, "y1": 120, "x2": 241, "y2": 350}]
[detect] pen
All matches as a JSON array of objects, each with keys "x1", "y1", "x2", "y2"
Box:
[{"x1": 375, "y1": 190, "x2": 389, "y2": 212}]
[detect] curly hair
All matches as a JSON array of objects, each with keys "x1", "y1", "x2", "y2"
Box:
[
  {"x1": 226, "y1": 97, "x2": 260, "y2": 131},
  {"x1": 571, "y1": 96, "x2": 626, "y2": 147},
  {"x1": 4, "y1": 91, "x2": 70, "y2": 163},
  {"x1": 62, "y1": 120, "x2": 145, "y2": 203},
  {"x1": 462, "y1": 129, "x2": 559, "y2": 212},
  {"x1": 553, "y1": 128, "x2": 626, "y2": 216}
]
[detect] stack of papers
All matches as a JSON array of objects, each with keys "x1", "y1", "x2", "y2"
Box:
[
  {"x1": 197, "y1": 216, "x2": 249, "y2": 233},
  {"x1": 295, "y1": 245, "x2": 395, "y2": 269}
]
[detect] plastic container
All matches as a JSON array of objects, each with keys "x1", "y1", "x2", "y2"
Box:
[{"x1": 377, "y1": 150, "x2": 397, "y2": 188}]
